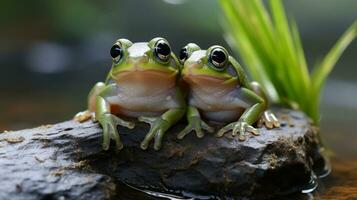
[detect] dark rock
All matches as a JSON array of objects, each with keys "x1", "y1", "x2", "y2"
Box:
[{"x1": 0, "y1": 109, "x2": 323, "y2": 200}]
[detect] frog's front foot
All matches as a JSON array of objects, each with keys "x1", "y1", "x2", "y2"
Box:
[
  {"x1": 99, "y1": 113, "x2": 135, "y2": 151},
  {"x1": 177, "y1": 117, "x2": 214, "y2": 139},
  {"x1": 258, "y1": 110, "x2": 280, "y2": 129},
  {"x1": 74, "y1": 110, "x2": 94, "y2": 123},
  {"x1": 216, "y1": 121, "x2": 259, "y2": 141},
  {"x1": 139, "y1": 116, "x2": 171, "y2": 151}
]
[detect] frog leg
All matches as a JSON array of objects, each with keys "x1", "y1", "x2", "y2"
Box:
[
  {"x1": 96, "y1": 84, "x2": 135, "y2": 150},
  {"x1": 250, "y1": 81, "x2": 280, "y2": 129},
  {"x1": 216, "y1": 88, "x2": 265, "y2": 141},
  {"x1": 139, "y1": 107, "x2": 185, "y2": 151},
  {"x1": 177, "y1": 106, "x2": 214, "y2": 139},
  {"x1": 74, "y1": 82, "x2": 106, "y2": 122}
]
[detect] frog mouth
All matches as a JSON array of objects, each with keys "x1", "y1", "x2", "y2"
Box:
[
  {"x1": 183, "y1": 74, "x2": 229, "y2": 85},
  {"x1": 182, "y1": 73, "x2": 239, "y2": 92},
  {"x1": 113, "y1": 68, "x2": 178, "y2": 89},
  {"x1": 111, "y1": 68, "x2": 178, "y2": 96},
  {"x1": 182, "y1": 65, "x2": 231, "y2": 85},
  {"x1": 115, "y1": 68, "x2": 177, "y2": 80}
]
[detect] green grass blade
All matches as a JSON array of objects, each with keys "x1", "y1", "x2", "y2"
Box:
[
  {"x1": 219, "y1": 0, "x2": 355, "y2": 124},
  {"x1": 312, "y1": 21, "x2": 357, "y2": 93},
  {"x1": 290, "y1": 20, "x2": 310, "y2": 88},
  {"x1": 220, "y1": 0, "x2": 281, "y2": 101},
  {"x1": 269, "y1": 0, "x2": 304, "y2": 105},
  {"x1": 309, "y1": 21, "x2": 356, "y2": 123},
  {"x1": 290, "y1": 19, "x2": 311, "y2": 111}
]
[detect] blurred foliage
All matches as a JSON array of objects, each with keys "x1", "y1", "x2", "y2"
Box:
[
  {"x1": 0, "y1": 0, "x2": 221, "y2": 46},
  {"x1": 0, "y1": 1, "x2": 117, "y2": 40},
  {"x1": 219, "y1": 0, "x2": 356, "y2": 123}
]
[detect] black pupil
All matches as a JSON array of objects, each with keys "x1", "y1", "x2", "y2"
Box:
[
  {"x1": 211, "y1": 49, "x2": 226, "y2": 65},
  {"x1": 179, "y1": 48, "x2": 188, "y2": 60},
  {"x1": 110, "y1": 45, "x2": 122, "y2": 58},
  {"x1": 156, "y1": 42, "x2": 171, "y2": 56}
]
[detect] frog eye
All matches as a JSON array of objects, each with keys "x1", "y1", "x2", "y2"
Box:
[
  {"x1": 209, "y1": 47, "x2": 228, "y2": 70},
  {"x1": 179, "y1": 47, "x2": 189, "y2": 64},
  {"x1": 155, "y1": 40, "x2": 171, "y2": 63},
  {"x1": 110, "y1": 44, "x2": 123, "y2": 63}
]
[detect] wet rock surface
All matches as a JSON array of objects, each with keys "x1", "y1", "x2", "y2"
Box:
[{"x1": 0, "y1": 109, "x2": 323, "y2": 200}]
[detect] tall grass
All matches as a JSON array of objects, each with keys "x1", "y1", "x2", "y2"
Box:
[{"x1": 219, "y1": 0, "x2": 356, "y2": 124}]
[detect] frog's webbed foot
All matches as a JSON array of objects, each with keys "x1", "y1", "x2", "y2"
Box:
[
  {"x1": 216, "y1": 121, "x2": 259, "y2": 141},
  {"x1": 100, "y1": 113, "x2": 135, "y2": 151},
  {"x1": 177, "y1": 117, "x2": 214, "y2": 139},
  {"x1": 257, "y1": 110, "x2": 280, "y2": 129},
  {"x1": 74, "y1": 110, "x2": 94, "y2": 123},
  {"x1": 139, "y1": 116, "x2": 172, "y2": 151}
]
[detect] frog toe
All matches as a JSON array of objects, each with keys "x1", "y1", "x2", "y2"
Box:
[
  {"x1": 102, "y1": 124, "x2": 111, "y2": 150},
  {"x1": 201, "y1": 120, "x2": 214, "y2": 134},
  {"x1": 178, "y1": 118, "x2": 212, "y2": 139},
  {"x1": 246, "y1": 125, "x2": 260, "y2": 136},
  {"x1": 261, "y1": 110, "x2": 280, "y2": 129},
  {"x1": 74, "y1": 110, "x2": 93, "y2": 123},
  {"x1": 217, "y1": 122, "x2": 259, "y2": 141},
  {"x1": 138, "y1": 116, "x2": 157, "y2": 124},
  {"x1": 271, "y1": 113, "x2": 280, "y2": 128},
  {"x1": 154, "y1": 129, "x2": 165, "y2": 151},
  {"x1": 113, "y1": 116, "x2": 135, "y2": 129},
  {"x1": 140, "y1": 126, "x2": 157, "y2": 150},
  {"x1": 233, "y1": 122, "x2": 247, "y2": 141},
  {"x1": 99, "y1": 113, "x2": 126, "y2": 151},
  {"x1": 177, "y1": 125, "x2": 194, "y2": 139},
  {"x1": 108, "y1": 123, "x2": 124, "y2": 151},
  {"x1": 216, "y1": 122, "x2": 234, "y2": 137},
  {"x1": 140, "y1": 117, "x2": 170, "y2": 150},
  {"x1": 237, "y1": 122, "x2": 259, "y2": 140}
]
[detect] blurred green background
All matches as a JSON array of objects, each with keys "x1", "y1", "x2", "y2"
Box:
[{"x1": 0, "y1": 0, "x2": 356, "y2": 158}]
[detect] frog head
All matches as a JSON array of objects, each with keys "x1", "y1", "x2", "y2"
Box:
[
  {"x1": 107, "y1": 37, "x2": 180, "y2": 85},
  {"x1": 179, "y1": 44, "x2": 239, "y2": 91}
]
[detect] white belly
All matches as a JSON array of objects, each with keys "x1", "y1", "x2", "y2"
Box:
[
  {"x1": 202, "y1": 110, "x2": 245, "y2": 123},
  {"x1": 107, "y1": 86, "x2": 180, "y2": 118},
  {"x1": 189, "y1": 86, "x2": 249, "y2": 123}
]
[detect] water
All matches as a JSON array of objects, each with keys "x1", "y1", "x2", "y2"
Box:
[
  {"x1": 313, "y1": 148, "x2": 332, "y2": 179},
  {"x1": 301, "y1": 173, "x2": 318, "y2": 194}
]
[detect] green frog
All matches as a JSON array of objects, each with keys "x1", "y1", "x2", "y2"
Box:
[
  {"x1": 75, "y1": 37, "x2": 185, "y2": 151},
  {"x1": 177, "y1": 43, "x2": 280, "y2": 140}
]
